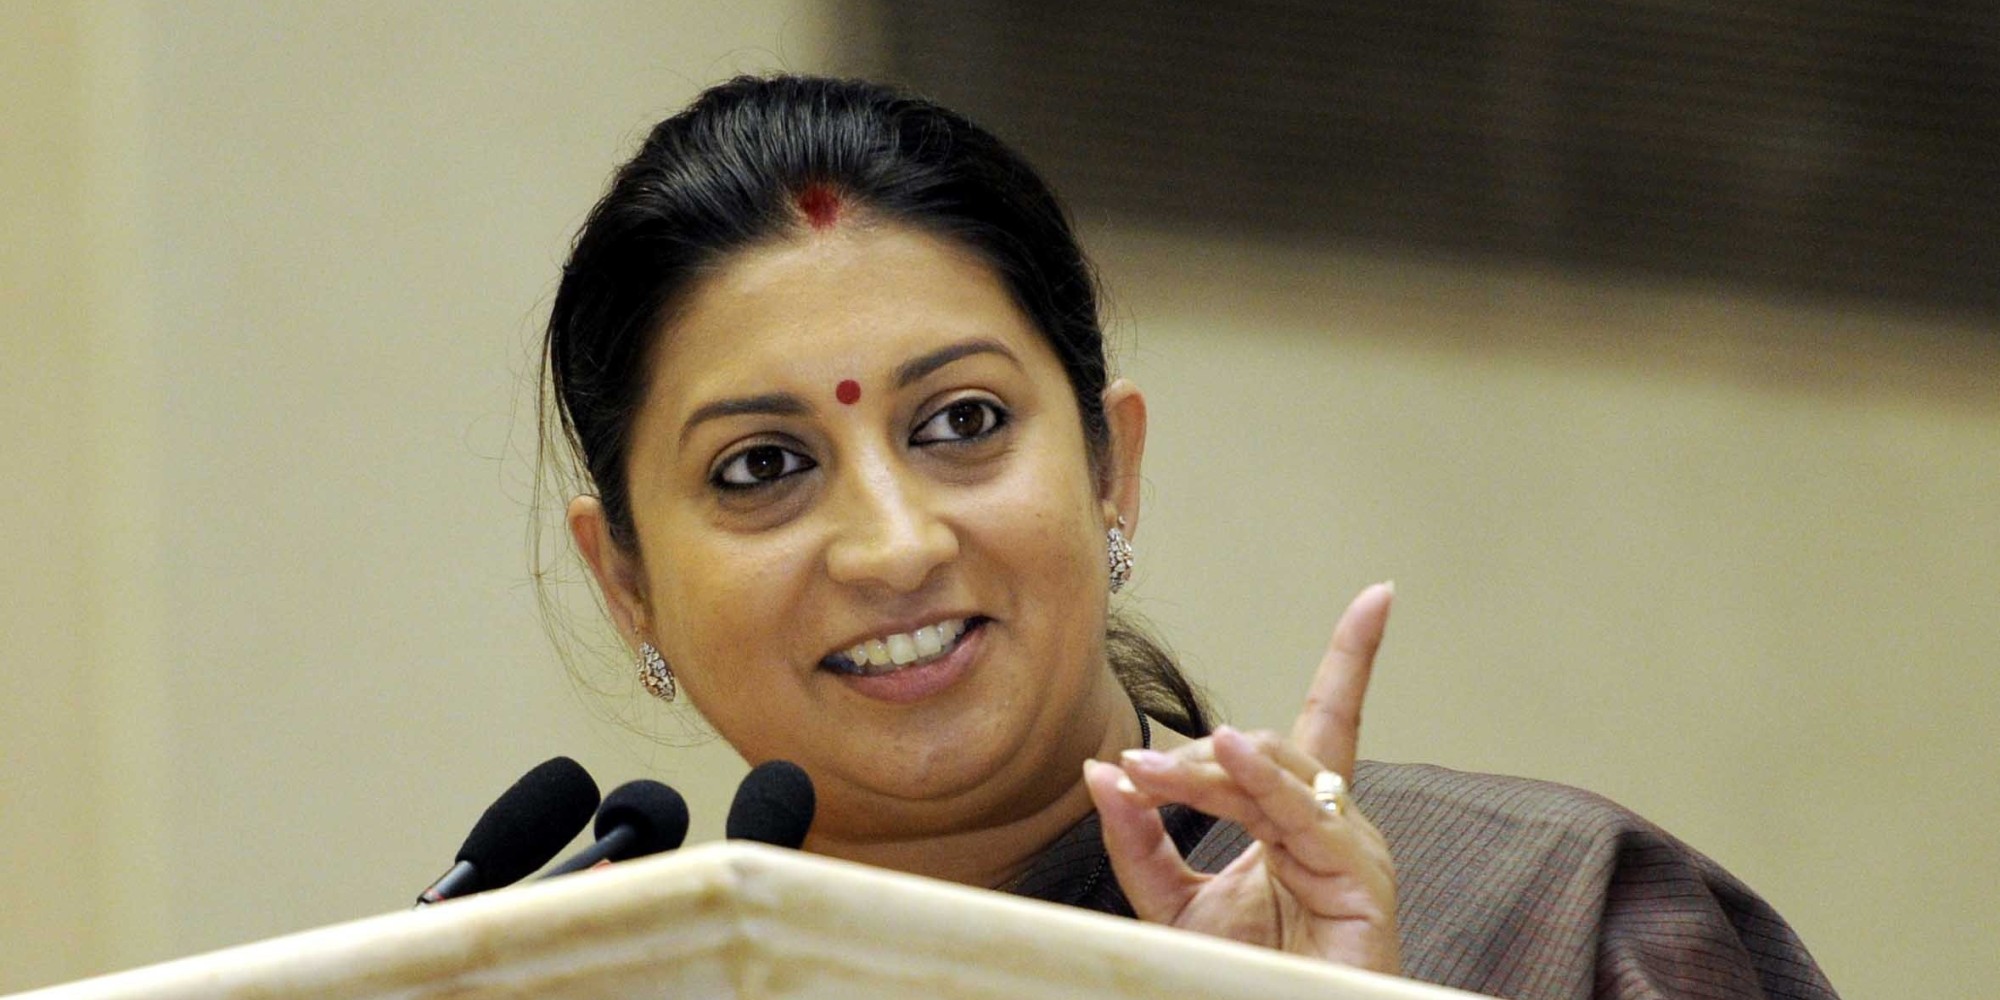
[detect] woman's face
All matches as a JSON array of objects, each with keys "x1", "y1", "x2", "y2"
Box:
[{"x1": 572, "y1": 222, "x2": 1145, "y2": 842}]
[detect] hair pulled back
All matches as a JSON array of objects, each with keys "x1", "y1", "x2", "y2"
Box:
[{"x1": 543, "y1": 75, "x2": 1211, "y2": 737}]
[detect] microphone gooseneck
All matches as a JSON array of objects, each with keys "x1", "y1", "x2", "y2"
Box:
[
  {"x1": 416, "y1": 755, "x2": 600, "y2": 906},
  {"x1": 542, "y1": 779, "x2": 690, "y2": 878},
  {"x1": 725, "y1": 759, "x2": 816, "y2": 849}
]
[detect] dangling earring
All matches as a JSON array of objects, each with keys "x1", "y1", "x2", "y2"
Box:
[
  {"x1": 637, "y1": 640, "x2": 676, "y2": 702},
  {"x1": 1107, "y1": 516, "x2": 1134, "y2": 594}
]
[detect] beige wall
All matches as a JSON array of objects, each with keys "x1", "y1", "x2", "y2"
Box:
[
  {"x1": 0, "y1": 0, "x2": 857, "y2": 987},
  {"x1": 3, "y1": 6, "x2": 101, "y2": 986},
  {"x1": 3, "y1": 3, "x2": 1992, "y2": 998},
  {"x1": 1097, "y1": 231, "x2": 1999, "y2": 1000}
]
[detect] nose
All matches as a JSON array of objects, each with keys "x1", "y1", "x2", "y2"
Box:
[{"x1": 823, "y1": 454, "x2": 959, "y2": 593}]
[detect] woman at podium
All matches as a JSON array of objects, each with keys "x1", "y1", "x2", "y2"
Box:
[{"x1": 545, "y1": 75, "x2": 1836, "y2": 999}]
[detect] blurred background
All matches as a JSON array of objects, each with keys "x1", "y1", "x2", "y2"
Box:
[{"x1": 4, "y1": 2, "x2": 1995, "y2": 996}]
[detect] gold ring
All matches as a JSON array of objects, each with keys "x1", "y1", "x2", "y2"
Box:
[{"x1": 1312, "y1": 770, "x2": 1348, "y2": 817}]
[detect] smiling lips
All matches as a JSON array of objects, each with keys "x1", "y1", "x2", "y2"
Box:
[{"x1": 825, "y1": 618, "x2": 975, "y2": 676}]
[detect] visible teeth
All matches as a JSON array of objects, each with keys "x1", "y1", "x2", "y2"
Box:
[{"x1": 833, "y1": 618, "x2": 972, "y2": 673}]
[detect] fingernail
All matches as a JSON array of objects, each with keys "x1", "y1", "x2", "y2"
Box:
[
  {"x1": 1114, "y1": 774, "x2": 1138, "y2": 794},
  {"x1": 1119, "y1": 748, "x2": 1169, "y2": 770},
  {"x1": 1381, "y1": 579, "x2": 1396, "y2": 595}
]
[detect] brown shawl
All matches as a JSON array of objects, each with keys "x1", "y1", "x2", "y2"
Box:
[{"x1": 1008, "y1": 761, "x2": 1838, "y2": 1000}]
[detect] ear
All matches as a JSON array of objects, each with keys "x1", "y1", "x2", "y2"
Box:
[
  {"x1": 566, "y1": 495, "x2": 650, "y2": 646},
  {"x1": 1099, "y1": 378, "x2": 1148, "y2": 538}
]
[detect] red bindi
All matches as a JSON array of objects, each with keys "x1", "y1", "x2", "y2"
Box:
[
  {"x1": 835, "y1": 379, "x2": 861, "y2": 405},
  {"x1": 797, "y1": 183, "x2": 842, "y2": 230}
]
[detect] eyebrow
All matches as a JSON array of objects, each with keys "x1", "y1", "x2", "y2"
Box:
[
  {"x1": 678, "y1": 393, "x2": 810, "y2": 446},
  {"x1": 895, "y1": 338, "x2": 1020, "y2": 388},
  {"x1": 677, "y1": 338, "x2": 1022, "y2": 447}
]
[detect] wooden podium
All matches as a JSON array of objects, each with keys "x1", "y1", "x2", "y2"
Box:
[{"x1": 9, "y1": 843, "x2": 1489, "y2": 999}]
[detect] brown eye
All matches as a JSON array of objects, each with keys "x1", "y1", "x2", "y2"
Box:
[
  {"x1": 947, "y1": 401, "x2": 988, "y2": 436},
  {"x1": 913, "y1": 398, "x2": 1008, "y2": 445},
  {"x1": 714, "y1": 444, "x2": 814, "y2": 489},
  {"x1": 745, "y1": 447, "x2": 785, "y2": 479}
]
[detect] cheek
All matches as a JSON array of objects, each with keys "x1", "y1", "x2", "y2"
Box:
[
  {"x1": 976, "y1": 450, "x2": 1104, "y2": 589},
  {"x1": 647, "y1": 530, "x2": 809, "y2": 679}
]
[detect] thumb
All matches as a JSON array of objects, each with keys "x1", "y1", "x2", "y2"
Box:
[{"x1": 1082, "y1": 760, "x2": 1199, "y2": 923}]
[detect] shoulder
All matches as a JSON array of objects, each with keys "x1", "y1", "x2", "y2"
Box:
[
  {"x1": 1189, "y1": 761, "x2": 1839, "y2": 999},
  {"x1": 1197, "y1": 760, "x2": 1665, "y2": 891},
  {"x1": 1189, "y1": 759, "x2": 1672, "y2": 879},
  {"x1": 1351, "y1": 759, "x2": 1644, "y2": 851},
  {"x1": 1361, "y1": 761, "x2": 1835, "y2": 999}
]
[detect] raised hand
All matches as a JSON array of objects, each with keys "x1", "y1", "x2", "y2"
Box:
[{"x1": 1082, "y1": 582, "x2": 1400, "y2": 973}]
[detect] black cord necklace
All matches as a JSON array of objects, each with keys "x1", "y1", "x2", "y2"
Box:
[{"x1": 1074, "y1": 704, "x2": 1152, "y2": 905}]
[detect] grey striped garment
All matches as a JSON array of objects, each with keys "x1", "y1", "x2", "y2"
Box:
[{"x1": 1006, "y1": 761, "x2": 1838, "y2": 1000}]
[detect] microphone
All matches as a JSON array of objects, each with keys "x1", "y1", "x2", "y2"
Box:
[
  {"x1": 415, "y1": 756, "x2": 599, "y2": 906},
  {"x1": 541, "y1": 779, "x2": 690, "y2": 878},
  {"x1": 725, "y1": 759, "x2": 815, "y2": 848}
]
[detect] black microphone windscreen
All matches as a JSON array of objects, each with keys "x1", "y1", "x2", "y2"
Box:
[
  {"x1": 458, "y1": 756, "x2": 600, "y2": 887},
  {"x1": 594, "y1": 780, "x2": 691, "y2": 859},
  {"x1": 725, "y1": 760, "x2": 815, "y2": 848}
]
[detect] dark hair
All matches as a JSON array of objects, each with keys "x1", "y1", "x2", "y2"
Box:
[{"x1": 542, "y1": 75, "x2": 1211, "y2": 737}]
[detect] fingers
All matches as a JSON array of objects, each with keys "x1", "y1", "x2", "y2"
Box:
[
  {"x1": 1116, "y1": 727, "x2": 1322, "y2": 820},
  {"x1": 1266, "y1": 841, "x2": 1401, "y2": 973},
  {"x1": 1209, "y1": 729, "x2": 1355, "y2": 871},
  {"x1": 1291, "y1": 582, "x2": 1394, "y2": 777},
  {"x1": 1117, "y1": 728, "x2": 1395, "y2": 910},
  {"x1": 1089, "y1": 584, "x2": 1400, "y2": 972},
  {"x1": 1081, "y1": 759, "x2": 1199, "y2": 924}
]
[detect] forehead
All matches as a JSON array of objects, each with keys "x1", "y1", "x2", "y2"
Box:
[{"x1": 647, "y1": 224, "x2": 1056, "y2": 408}]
